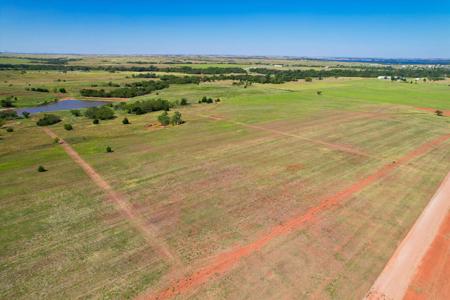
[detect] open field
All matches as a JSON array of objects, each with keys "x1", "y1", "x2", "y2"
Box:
[{"x1": 1, "y1": 56, "x2": 450, "y2": 299}]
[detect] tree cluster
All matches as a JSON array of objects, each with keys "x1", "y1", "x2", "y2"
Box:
[{"x1": 84, "y1": 106, "x2": 115, "y2": 120}]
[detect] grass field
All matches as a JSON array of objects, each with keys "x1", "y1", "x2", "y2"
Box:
[{"x1": 1, "y1": 60, "x2": 450, "y2": 299}]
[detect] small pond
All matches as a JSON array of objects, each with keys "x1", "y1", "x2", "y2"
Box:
[{"x1": 15, "y1": 100, "x2": 113, "y2": 115}]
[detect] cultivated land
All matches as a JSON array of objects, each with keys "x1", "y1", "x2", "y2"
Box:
[{"x1": 0, "y1": 55, "x2": 449, "y2": 299}]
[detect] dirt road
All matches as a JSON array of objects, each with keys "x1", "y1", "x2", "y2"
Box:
[
  {"x1": 42, "y1": 127, "x2": 181, "y2": 267},
  {"x1": 366, "y1": 171, "x2": 450, "y2": 300}
]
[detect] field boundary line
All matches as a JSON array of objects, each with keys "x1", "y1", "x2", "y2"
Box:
[
  {"x1": 198, "y1": 113, "x2": 375, "y2": 158},
  {"x1": 139, "y1": 133, "x2": 450, "y2": 300},
  {"x1": 42, "y1": 127, "x2": 182, "y2": 267},
  {"x1": 365, "y1": 171, "x2": 450, "y2": 300}
]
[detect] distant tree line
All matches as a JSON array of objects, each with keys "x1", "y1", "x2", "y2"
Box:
[
  {"x1": 80, "y1": 80, "x2": 169, "y2": 98},
  {"x1": 249, "y1": 67, "x2": 449, "y2": 82},
  {"x1": 0, "y1": 64, "x2": 246, "y2": 74}
]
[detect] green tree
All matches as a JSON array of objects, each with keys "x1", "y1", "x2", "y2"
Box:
[
  {"x1": 171, "y1": 111, "x2": 184, "y2": 125},
  {"x1": 64, "y1": 124, "x2": 73, "y2": 131},
  {"x1": 106, "y1": 146, "x2": 113, "y2": 153},
  {"x1": 36, "y1": 114, "x2": 61, "y2": 126},
  {"x1": 158, "y1": 111, "x2": 170, "y2": 126},
  {"x1": 122, "y1": 117, "x2": 130, "y2": 124},
  {"x1": 70, "y1": 110, "x2": 81, "y2": 117}
]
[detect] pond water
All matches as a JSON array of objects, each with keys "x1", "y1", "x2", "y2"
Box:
[{"x1": 16, "y1": 100, "x2": 112, "y2": 115}]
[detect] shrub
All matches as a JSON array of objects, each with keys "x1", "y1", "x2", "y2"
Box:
[
  {"x1": 171, "y1": 111, "x2": 184, "y2": 125},
  {"x1": 305, "y1": 77, "x2": 312, "y2": 82},
  {"x1": 158, "y1": 111, "x2": 170, "y2": 126},
  {"x1": 93, "y1": 119, "x2": 99, "y2": 124},
  {"x1": 122, "y1": 117, "x2": 130, "y2": 124},
  {"x1": 37, "y1": 165, "x2": 47, "y2": 172},
  {"x1": 199, "y1": 96, "x2": 214, "y2": 104},
  {"x1": 435, "y1": 110, "x2": 444, "y2": 116},
  {"x1": 180, "y1": 98, "x2": 189, "y2": 106},
  {"x1": 70, "y1": 109, "x2": 81, "y2": 117},
  {"x1": 0, "y1": 110, "x2": 18, "y2": 120},
  {"x1": 30, "y1": 87, "x2": 49, "y2": 93},
  {"x1": 54, "y1": 137, "x2": 60, "y2": 143},
  {"x1": 22, "y1": 111, "x2": 30, "y2": 118},
  {"x1": 6, "y1": 127, "x2": 13, "y2": 132},
  {"x1": 1, "y1": 96, "x2": 16, "y2": 107},
  {"x1": 64, "y1": 124, "x2": 73, "y2": 131},
  {"x1": 36, "y1": 114, "x2": 61, "y2": 126},
  {"x1": 84, "y1": 106, "x2": 115, "y2": 120},
  {"x1": 106, "y1": 146, "x2": 113, "y2": 153},
  {"x1": 317, "y1": 91, "x2": 323, "y2": 95}
]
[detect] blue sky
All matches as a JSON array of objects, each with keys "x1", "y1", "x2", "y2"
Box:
[{"x1": 1, "y1": 0, "x2": 449, "y2": 58}]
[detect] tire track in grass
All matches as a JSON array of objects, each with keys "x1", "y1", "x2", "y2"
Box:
[
  {"x1": 42, "y1": 127, "x2": 182, "y2": 267},
  {"x1": 199, "y1": 114, "x2": 375, "y2": 158},
  {"x1": 139, "y1": 133, "x2": 450, "y2": 300}
]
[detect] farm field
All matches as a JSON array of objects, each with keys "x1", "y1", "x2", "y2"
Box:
[{"x1": 1, "y1": 59, "x2": 450, "y2": 300}]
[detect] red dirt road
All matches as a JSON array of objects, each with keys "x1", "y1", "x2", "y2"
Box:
[
  {"x1": 366, "y1": 171, "x2": 450, "y2": 300},
  {"x1": 404, "y1": 212, "x2": 450, "y2": 300},
  {"x1": 139, "y1": 133, "x2": 450, "y2": 300},
  {"x1": 42, "y1": 128, "x2": 181, "y2": 266}
]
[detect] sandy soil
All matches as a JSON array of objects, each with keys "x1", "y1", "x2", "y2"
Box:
[
  {"x1": 139, "y1": 133, "x2": 450, "y2": 300},
  {"x1": 42, "y1": 127, "x2": 181, "y2": 267},
  {"x1": 365, "y1": 171, "x2": 450, "y2": 300}
]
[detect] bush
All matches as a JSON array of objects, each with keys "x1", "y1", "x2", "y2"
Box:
[
  {"x1": 93, "y1": 119, "x2": 99, "y2": 124},
  {"x1": 0, "y1": 110, "x2": 18, "y2": 120},
  {"x1": 84, "y1": 106, "x2": 115, "y2": 120},
  {"x1": 64, "y1": 124, "x2": 73, "y2": 131},
  {"x1": 1, "y1": 96, "x2": 16, "y2": 107},
  {"x1": 106, "y1": 146, "x2": 113, "y2": 153},
  {"x1": 180, "y1": 98, "x2": 189, "y2": 106},
  {"x1": 435, "y1": 110, "x2": 444, "y2": 116},
  {"x1": 54, "y1": 137, "x2": 60, "y2": 143},
  {"x1": 199, "y1": 96, "x2": 214, "y2": 104},
  {"x1": 122, "y1": 117, "x2": 130, "y2": 124},
  {"x1": 6, "y1": 127, "x2": 13, "y2": 132},
  {"x1": 305, "y1": 77, "x2": 312, "y2": 82},
  {"x1": 158, "y1": 111, "x2": 170, "y2": 126},
  {"x1": 36, "y1": 114, "x2": 61, "y2": 126},
  {"x1": 317, "y1": 91, "x2": 322, "y2": 95},
  {"x1": 22, "y1": 111, "x2": 30, "y2": 118},
  {"x1": 70, "y1": 109, "x2": 81, "y2": 117},
  {"x1": 37, "y1": 165, "x2": 47, "y2": 172},
  {"x1": 171, "y1": 111, "x2": 184, "y2": 125},
  {"x1": 30, "y1": 87, "x2": 49, "y2": 93}
]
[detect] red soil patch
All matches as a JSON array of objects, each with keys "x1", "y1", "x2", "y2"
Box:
[
  {"x1": 404, "y1": 213, "x2": 450, "y2": 300},
  {"x1": 140, "y1": 133, "x2": 450, "y2": 300},
  {"x1": 286, "y1": 163, "x2": 304, "y2": 172},
  {"x1": 42, "y1": 128, "x2": 181, "y2": 267},
  {"x1": 415, "y1": 107, "x2": 450, "y2": 117}
]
